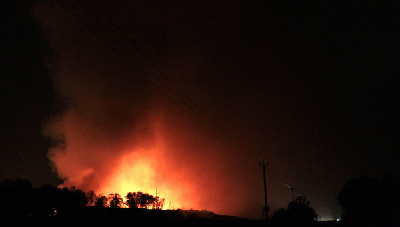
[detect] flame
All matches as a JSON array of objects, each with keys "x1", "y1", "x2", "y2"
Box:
[
  {"x1": 97, "y1": 145, "x2": 194, "y2": 210},
  {"x1": 47, "y1": 112, "x2": 199, "y2": 210},
  {"x1": 47, "y1": 107, "x2": 244, "y2": 216}
]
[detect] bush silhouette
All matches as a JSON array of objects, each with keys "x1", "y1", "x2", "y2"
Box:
[
  {"x1": 338, "y1": 175, "x2": 400, "y2": 226},
  {"x1": 272, "y1": 196, "x2": 317, "y2": 225}
]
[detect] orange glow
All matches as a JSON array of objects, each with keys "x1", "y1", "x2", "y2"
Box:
[
  {"x1": 98, "y1": 145, "x2": 196, "y2": 210},
  {"x1": 46, "y1": 104, "x2": 256, "y2": 218},
  {"x1": 47, "y1": 110, "x2": 199, "y2": 210}
]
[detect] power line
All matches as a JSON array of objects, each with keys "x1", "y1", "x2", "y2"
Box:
[
  {"x1": 84, "y1": 0, "x2": 244, "y2": 152},
  {"x1": 55, "y1": 0, "x2": 248, "y2": 156},
  {"x1": 85, "y1": 0, "x2": 241, "y2": 150},
  {"x1": 73, "y1": 0, "x2": 244, "y2": 155}
]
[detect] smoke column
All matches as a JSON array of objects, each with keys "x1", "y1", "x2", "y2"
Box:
[
  {"x1": 43, "y1": 64, "x2": 258, "y2": 216},
  {"x1": 39, "y1": 29, "x2": 258, "y2": 218},
  {"x1": 36, "y1": 0, "x2": 267, "y2": 218}
]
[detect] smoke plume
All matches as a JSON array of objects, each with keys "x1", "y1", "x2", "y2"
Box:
[{"x1": 36, "y1": 0, "x2": 269, "y2": 218}]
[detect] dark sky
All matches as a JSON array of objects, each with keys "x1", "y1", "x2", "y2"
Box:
[{"x1": 1, "y1": 0, "x2": 399, "y2": 220}]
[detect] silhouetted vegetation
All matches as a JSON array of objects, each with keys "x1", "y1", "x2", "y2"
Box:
[
  {"x1": 338, "y1": 175, "x2": 400, "y2": 226},
  {"x1": 272, "y1": 195, "x2": 317, "y2": 225},
  {"x1": 108, "y1": 193, "x2": 123, "y2": 208},
  {"x1": 0, "y1": 178, "x2": 251, "y2": 226},
  {"x1": 0, "y1": 178, "x2": 348, "y2": 226},
  {"x1": 86, "y1": 190, "x2": 96, "y2": 206},
  {"x1": 0, "y1": 178, "x2": 165, "y2": 222},
  {"x1": 125, "y1": 191, "x2": 165, "y2": 209},
  {"x1": 125, "y1": 192, "x2": 139, "y2": 208},
  {"x1": 94, "y1": 194, "x2": 108, "y2": 208},
  {"x1": 0, "y1": 178, "x2": 87, "y2": 222},
  {"x1": 34, "y1": 184, "x2": 87, "y2": 217}
]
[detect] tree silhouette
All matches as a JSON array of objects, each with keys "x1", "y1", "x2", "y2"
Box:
[
  {"x1": 272, "y1": 196, "x2": 317, "y2": 225},
  {"x1": 137, "y1": 192, "x2": 157, "y2": 209},
  {"x1": 86, "y1": 190, "x2": 97, "y2": 206},
  {"x1": 58, "y1": 186, "x2": 88, "y2": 215},
  {"x1": 338, "y1": 175, "x2": 400, "y2": 226},
  {"x1": 94, "y1": 194, "x2": 108, "y2": 208},
  {"x1": 108, "y1": 193, "x2": 123, "y2": 208},
  {"x1": 125, "y1": 192, "x2": 138, "y2": 208},
  {"x1": 125, "y1": 191, "x2": 164, "y2": 209},
  {"x1": 287, "y1": 196, "x2": 317, "y2": 222}
]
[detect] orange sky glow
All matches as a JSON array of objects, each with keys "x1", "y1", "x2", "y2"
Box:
[{"x1": 46, "y1": 106, "x2": 238, "y2": 213}]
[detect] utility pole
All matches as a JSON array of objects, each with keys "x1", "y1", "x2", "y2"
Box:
[{"x1": 259, "y1": 160, "x2": 269, "y2": 219}]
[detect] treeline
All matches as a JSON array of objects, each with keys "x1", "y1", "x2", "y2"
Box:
[
  {"x1": 88, "y1": 191, "x2": 164, "y2": 209},
  {"x1": 0, "y1": 178, "x2": 164, "y2": 220}
]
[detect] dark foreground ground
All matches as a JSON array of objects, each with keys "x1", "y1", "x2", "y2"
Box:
[{"x1": 5, "y1": 208, "x2": 342, "y2": 227}]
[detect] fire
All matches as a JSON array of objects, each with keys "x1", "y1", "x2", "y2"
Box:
[
  {"x1": 87, "y1": 129, "x2": 198, "y2": 210},
  {"x1": 46, "y1": 109, "x2": 201, "y2": 211},
  {"x1": 104, "y1": 150, "x2": 156, "y2": 196},
  {"x1": 46, "y1": 107, "x2": 244, "y2": 216},
  {"x1": 98, "y1": 147, "x2": 185, "y2": 209}
]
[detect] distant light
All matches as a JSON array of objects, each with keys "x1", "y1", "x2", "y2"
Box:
[{"x1": 336, "y1": 218, "x2": 340, "y2": 222}]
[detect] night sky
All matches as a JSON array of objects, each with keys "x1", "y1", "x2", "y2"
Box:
[{"x1": 1, "y1": 0, "x2": 399, "y2": 220}]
